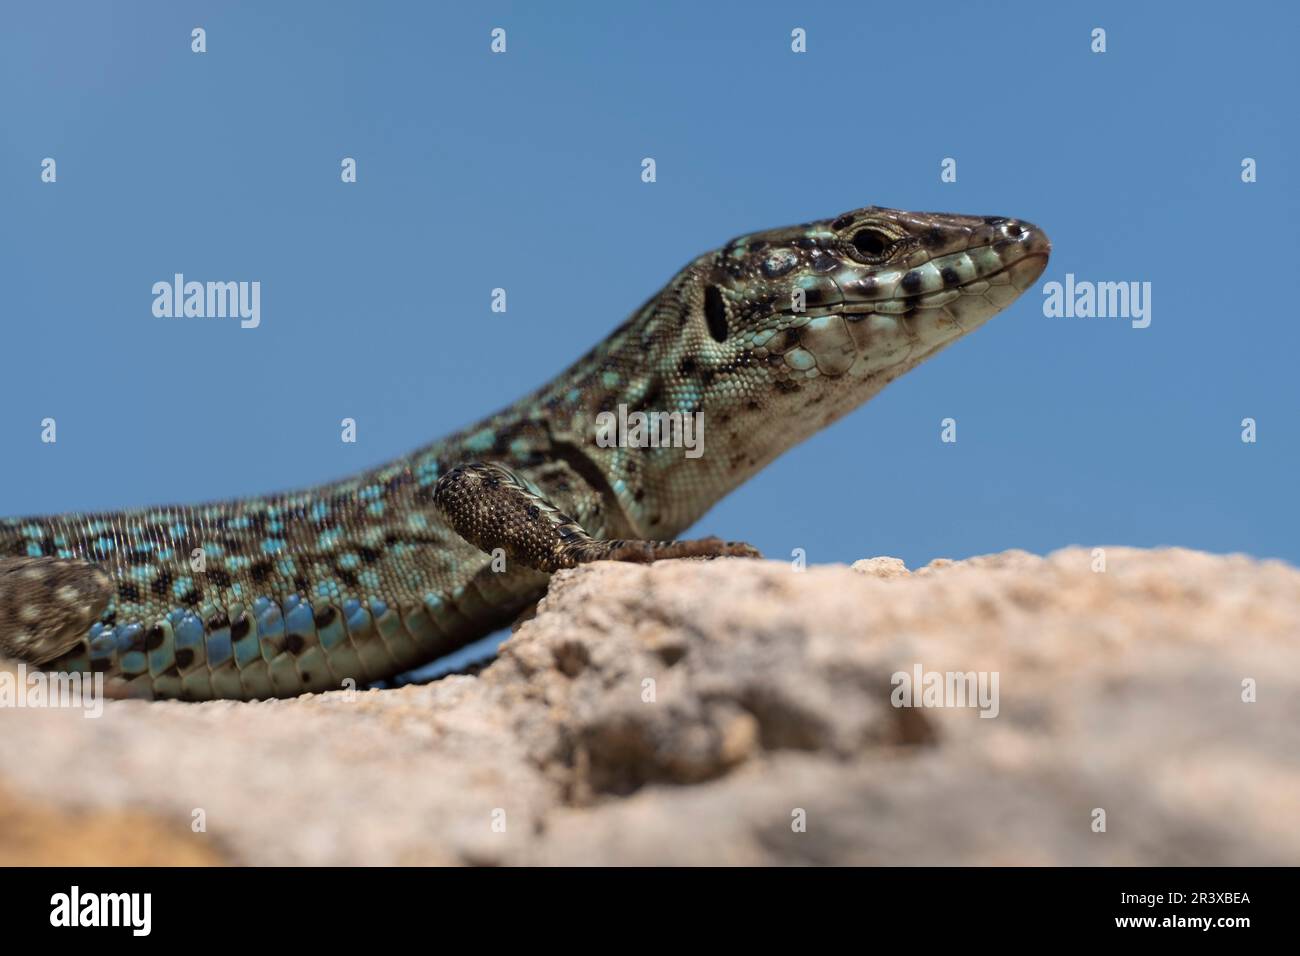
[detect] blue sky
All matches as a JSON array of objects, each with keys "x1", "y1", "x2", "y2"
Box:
[{"x1": 2, "y1": 0, "x2": 1297, "y2": 590}]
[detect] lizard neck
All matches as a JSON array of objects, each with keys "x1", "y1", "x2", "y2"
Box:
[{"x1": 469, "y1": 285, "x2": 743, "y2": 541}]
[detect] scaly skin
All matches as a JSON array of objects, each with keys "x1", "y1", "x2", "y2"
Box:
[{"x1": 0, "y1": 206, "x2": 1049, "y2": 700}]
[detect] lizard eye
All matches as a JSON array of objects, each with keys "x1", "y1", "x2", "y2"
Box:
[
  {"x1": 703, "y1": 285, "x2": 729, "y2": 343},
  {"x1": 850, "y1": 228, "x2": 892, "y2": 258}
]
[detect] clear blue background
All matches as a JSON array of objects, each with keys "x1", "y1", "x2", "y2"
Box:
[{"x1": 2, "y1": 0, "x2": 1297, "y2": 599}]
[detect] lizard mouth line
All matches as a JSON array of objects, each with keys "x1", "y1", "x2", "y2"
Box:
[{"x1": 773, "y1": 250, "x2": 1048, "y2": 318}]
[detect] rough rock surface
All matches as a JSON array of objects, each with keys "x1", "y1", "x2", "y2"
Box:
[{"x1": 2, "y1": 547, "x2": 1297, "y2": 865}]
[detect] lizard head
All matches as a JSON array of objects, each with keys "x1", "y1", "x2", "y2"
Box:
[
  {"x1": 623, "y1": 206, "x2": 1049, "y2": 526},
  {"x1": 697, "y1": 205, "x2": 1049, "y2": 388},
  {"x1": 565, "y1": 206, "x2": 1049, "y2": 535},
  {"x1": 685, "y1": 205, "x2": 1049, "y2": 427}
]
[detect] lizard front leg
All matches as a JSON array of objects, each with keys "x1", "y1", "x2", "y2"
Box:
[
  {"x1": 0, "y1": 556, "x2": 114, "y2": 665},
  {"x1": 433, "y1": 462, "x2": 760, "y2": 573}
]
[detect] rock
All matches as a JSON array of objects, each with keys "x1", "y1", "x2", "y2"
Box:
[
  {"x1": 851, "y1": 555, "x2": 910, "y2": 577},
  {"x1": 0, "y1": 784, "x2": 225, "y2": 866},
  {"x1": 2, "y1": 546, "x2": 1297, "y2": 865}
]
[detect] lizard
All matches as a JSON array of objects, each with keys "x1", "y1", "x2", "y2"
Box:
[{"x1": 0, "y1": 205, "x2": 1050, "y2": 701}]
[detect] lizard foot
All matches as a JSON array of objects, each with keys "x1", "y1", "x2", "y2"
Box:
[
  {"x1": 434, "y1": 461, "x2": 762, "y2": 572},
  {"x1": 564, "y1": 536, "x2": 762, "y2": 564}
]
